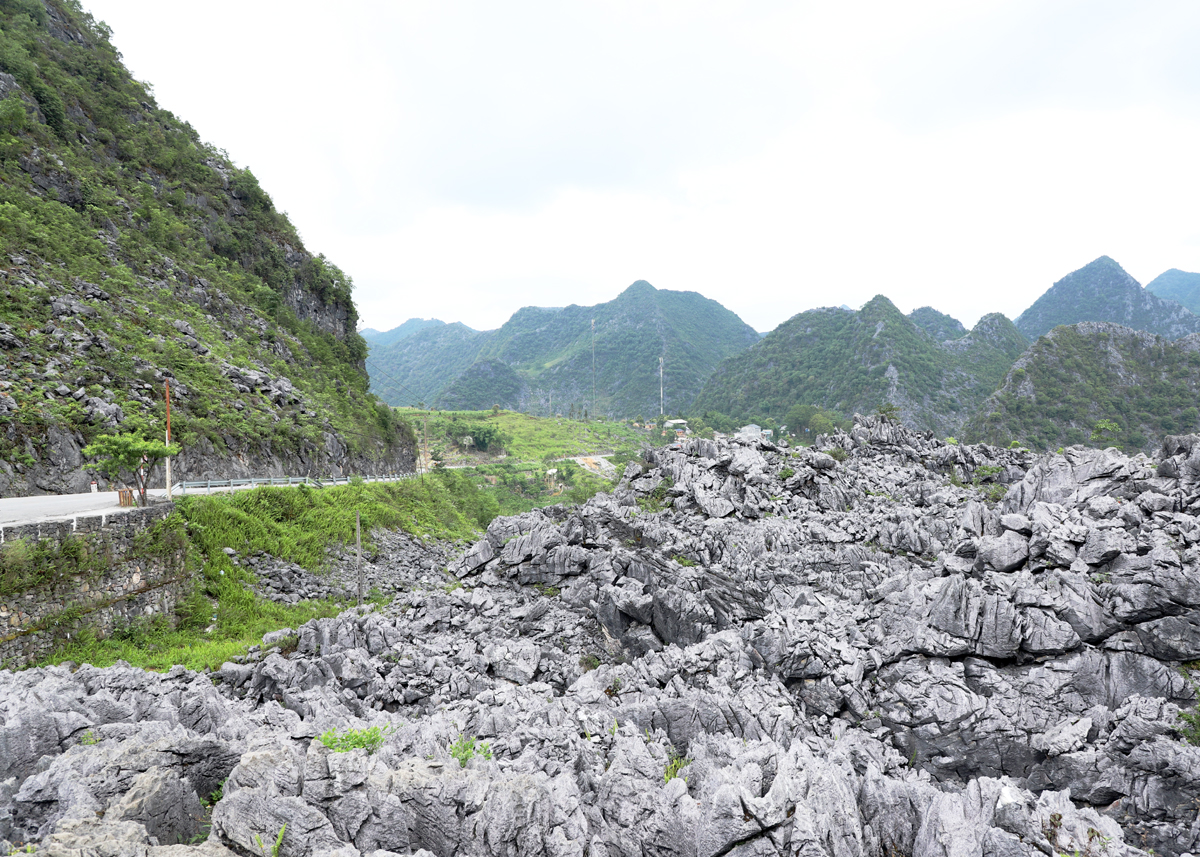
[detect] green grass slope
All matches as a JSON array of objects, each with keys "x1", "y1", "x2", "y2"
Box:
[
  {"x1": 964, "y1": 322, "x2": 1200, "y2": 452},
  {"x1": 0, "y1": 0, "x2": 413, "y2": 494},
  {"x1": 1015, "y1": 256, "x2": 1200, "y2": 341}
]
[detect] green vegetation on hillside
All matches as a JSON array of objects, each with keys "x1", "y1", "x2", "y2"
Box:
[
  {"x1": 908, "y1": 306, "x2": 967, "y2": 341},
  {"x1": 0, "y1": 0, "x2": 410, "y2": 482},
  {"x1": 692, "y1": 298, "x2": 1025, "y2": 436},
  {"x1": 965, "y1": 324, "x2": 1200, "y2": 452},
  {"x1": 1145, "y1": 268, "x2": 1200, "y2": 316},
  {"x1": 368, "y1": 281, "x2": 761, "y2": 419},
  {"x1": 1014, "y1": 256, "x2": 1200, "y2": 342},
  {"x1": 43, "y1": 475, "x2": 488, "y2": 672}
]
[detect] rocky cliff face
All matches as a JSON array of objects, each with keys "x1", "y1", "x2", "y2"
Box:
[{"x1": 3, "y1": 416, "x2": 1200, "y2": 855}]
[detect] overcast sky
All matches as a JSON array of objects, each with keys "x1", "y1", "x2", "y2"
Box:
[{"x1": 87, "y1": 1, "x2": 1200, "y2": 334}]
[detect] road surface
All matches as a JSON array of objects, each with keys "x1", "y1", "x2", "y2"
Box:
[{"x1": 0, "y1": 489, "x2": 170, "y2": 527}]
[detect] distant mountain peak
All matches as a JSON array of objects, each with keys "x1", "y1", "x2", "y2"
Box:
[
  {"x1": 909, "y1": 306, "x2": 968, "y2": 342},
  {"x1": 1014, "y1": 256, "x2": 1200, "y2": 342},
  {"x1": 1145, "y1": 268, "x2": 1200, "y2": 315},
  {"x1": 619, "y1": 280, "x2": 658, "y2": 297}
]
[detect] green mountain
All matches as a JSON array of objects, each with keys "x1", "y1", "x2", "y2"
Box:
[
  {"x1": 0, "y1": 0, "x2": 413, "y2": 495},
  {"x1": 692, "y1": 297, "x2": 1027, "y2": 435},
  {"x1": 1145, "y1": 268, "x2": 1200, "y2": 315},
  {"x1": 367, "y1": 281, "x2": 760, "y2": 418},
  {"x1": 360, "y1": 318, "x2": 449, "y2": 347},
  {"x1": 908, "y1": 306, "x2": 967, "y2": 341},
  {"x1": 964, "y1": 322, "x2": 1200, "y2": 452},
  {"x1": 1014, "y1": 256, "x2": 1200, "y2": 341}
]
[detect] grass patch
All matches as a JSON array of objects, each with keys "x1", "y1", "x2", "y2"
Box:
[
  {"x1": 397, "y1": 408, "x2": 648, "y2": 464},
  {"x1": 41, "y1": 477, "x2": 492, "y2": 673}
]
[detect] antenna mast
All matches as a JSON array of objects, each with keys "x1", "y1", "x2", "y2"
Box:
[
  {"x1": 591, "y1": 318, "x2": 596, "y2": 421},
  {"x1": 659, "y1": 355, "x2": 664, "y2": 416}
]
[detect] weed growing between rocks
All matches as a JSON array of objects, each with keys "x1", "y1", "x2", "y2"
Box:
[
  {"x1": 450, "y1": 734, "x2": 492, "y2": 767},
  {"x1": 1178, "y1": 670, "x2": 1200, "y2": 745},
  {"x1": 253, "y1": 824, "x2": 286, "y2": 857},
  {"x1": 663, "y1": 747, "x2": 690, "y2": 782},
  {"x1": 319, "y1": 725, "x2": 393, "y2": 755}
]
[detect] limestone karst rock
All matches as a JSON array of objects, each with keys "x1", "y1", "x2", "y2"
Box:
[{"x1": 3, "y1": 415, "x2": 1200, "y2": 855}]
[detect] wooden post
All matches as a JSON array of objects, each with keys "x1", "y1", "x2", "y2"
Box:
[{"x1": 356, "y1": 511, "x2": 363, "y2": 608}]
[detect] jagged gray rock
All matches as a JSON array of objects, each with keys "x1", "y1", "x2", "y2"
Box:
[{"x1": 3, "y1": 415, "x2": 1200, "y2": 856}]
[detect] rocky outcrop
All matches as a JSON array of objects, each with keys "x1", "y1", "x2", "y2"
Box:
[{"x1": 3, "y1": 415, "x2": 1200, "y2": 855}]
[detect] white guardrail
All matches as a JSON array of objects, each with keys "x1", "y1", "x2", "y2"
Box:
[{"x1": 173, "y1": 473, "x2": 415, "y2": 495}]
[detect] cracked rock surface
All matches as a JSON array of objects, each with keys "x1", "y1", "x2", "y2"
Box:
[{"x1": 3, "y1": 415, "x2": 1200, "y2": 856}]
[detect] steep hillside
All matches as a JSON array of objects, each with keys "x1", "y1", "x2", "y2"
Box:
[
  {"x1": 0, "y1": 0, "x2": 414, "y2": 495},
  {"x1": 693, "y1": 297, "x2": 1026, "y2": 435},
  {"x1": 908, "y1": 306, "x2": 967, "y2": 341},
  {"x1": 368, "y1": 281, "x2": 761, "y2": 418},
  {"x1": 437, "y1": 359, "x2": 525, "y2": 410},
  {"x1": 1145, "y1": 268, "x2": 1200, "y2": 315},
  {"x1": 366, "y1": 322, "x2": 486, "y2": 406},
  {"x1": 1015, "y1": 256, "x2": 1200, "y2": 341},
  {"x1": 964, "y1": 322, "x2": 1200, "y2": 451},
  {"x1": 360, "y1": 317, "x2": 448, "y2": 347}
]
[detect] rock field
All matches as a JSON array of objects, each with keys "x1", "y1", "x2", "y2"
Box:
[{"x1": 3, "y1": 414, "x2": 1200, "y2": 856}]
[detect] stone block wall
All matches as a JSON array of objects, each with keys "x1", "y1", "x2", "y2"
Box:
[{"x1": 0, "y1": 505, "x2": 190, "y2": 668}]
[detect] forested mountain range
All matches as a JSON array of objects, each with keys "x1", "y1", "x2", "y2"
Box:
[
  {"x1": 966, "y1": 323, "x2": 1200, "y2": 452},
  {"x1": 691, "y1": 297, "x2": 1028, "y2": 436},
  {"x1": 0, "y1": 0, "x2": 412, "y2": 495},
  {"x1": 366, "y1": 281, "x2": 761, "y2": 418}
]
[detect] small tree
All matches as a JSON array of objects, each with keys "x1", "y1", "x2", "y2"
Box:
[
  {"x1": 1090, "y1": 419, "x2": 1120, "y2": 446},
  {"x1": 875, "y1": 402, "x2": 900, "y2": 422},
  {"x1": 83, "y1": 416, "x2": 180, "y2": 506}
]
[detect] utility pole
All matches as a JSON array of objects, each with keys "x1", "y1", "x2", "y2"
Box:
[
  {"x1": 591, "y1": 319, "x2": 596, "y2": 422},
  {"x1": 657, "y1": 355, "x2": 667, "y2": 415},
  {"x1": 164, "y1": 378, "x2": 172, "y2": 500}
]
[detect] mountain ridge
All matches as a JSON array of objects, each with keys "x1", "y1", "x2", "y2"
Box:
[
  {"x1": 1015, "y1": 256, "x2": 1200, "y2": 341},
  {"x1": 367, "y1": 280, "x2": 761, "y2": 418}
]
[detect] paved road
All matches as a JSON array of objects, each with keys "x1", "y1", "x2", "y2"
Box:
[
  {"x1": 0, "y1": 489, "x2": 171, "y2": 526},
  {"x1": 0, "y1": 473, "x2": 417, "y2": 528}
]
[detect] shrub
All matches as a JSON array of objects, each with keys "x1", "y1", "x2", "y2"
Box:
[
  {"x1": 318, "y1": 724, "x2": 393, "y2": 754},
  {"x1": 450, "y1": 734, "x2": 492, "y2": 767}
]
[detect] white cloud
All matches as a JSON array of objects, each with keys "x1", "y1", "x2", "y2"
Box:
[{"x1": 87, "y1": 0, "x2": 1200, "y2": 334}]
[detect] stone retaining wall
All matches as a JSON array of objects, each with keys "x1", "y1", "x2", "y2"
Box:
[{"x1": 0, "y1": 505, "x2": 190, "y2": 668}]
